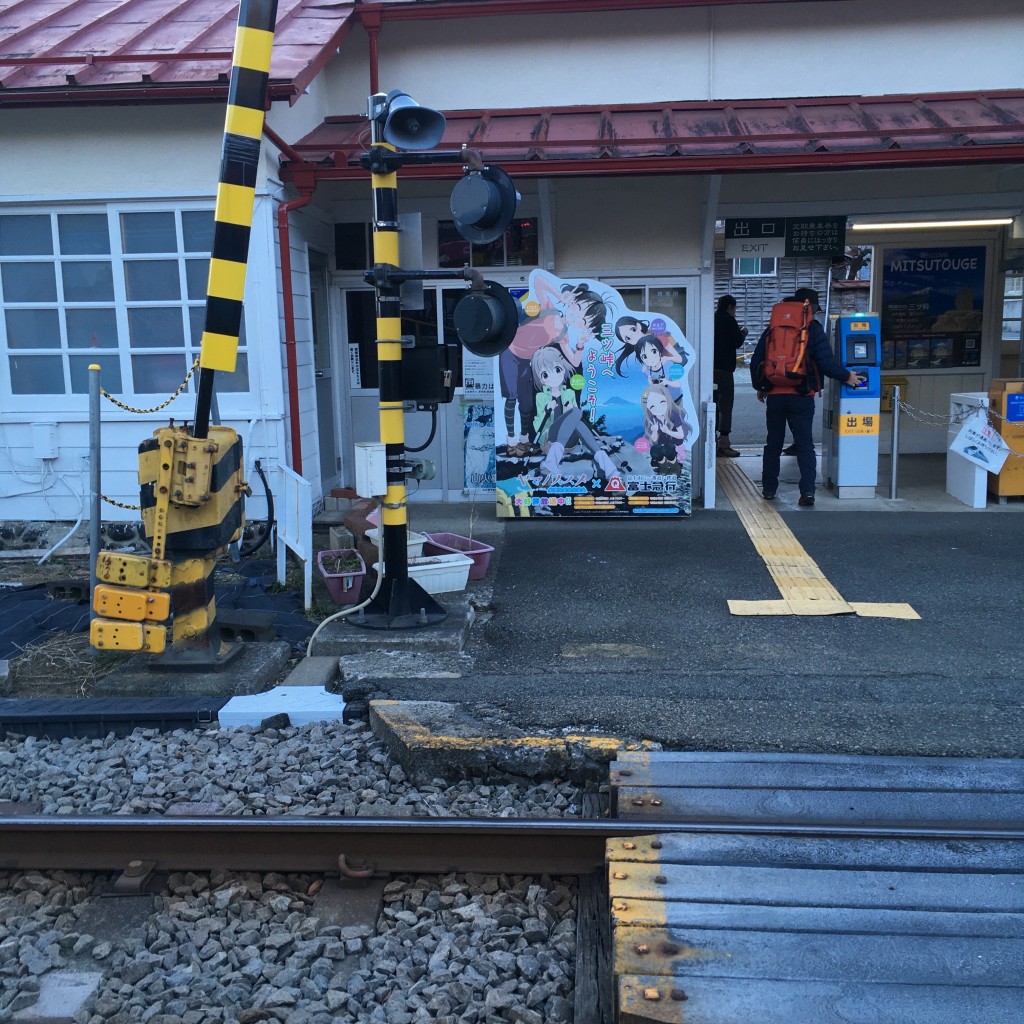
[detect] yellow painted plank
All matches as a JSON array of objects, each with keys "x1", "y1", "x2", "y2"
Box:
[
  {"x1": 850, "y1": 602, "x2": 922, "y2": 620},
  {"x1": 728, "y1": 599, "x2": 791, "y2": 615}
]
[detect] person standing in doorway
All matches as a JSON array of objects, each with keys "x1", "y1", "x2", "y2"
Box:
[
  {"x1": 751, "y1": 287, "x2": 862, "y2": 506},
  {"x1": 713, "y1": 294, "x2": 747, "y2": 457}
]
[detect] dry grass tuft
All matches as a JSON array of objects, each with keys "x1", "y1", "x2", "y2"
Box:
[{"x1": 7, "y1": 631, "x2": 131, "y2": 698}]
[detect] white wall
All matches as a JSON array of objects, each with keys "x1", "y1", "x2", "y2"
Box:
[{"x1": 325, "y1": 0, "x2": 1023, "y2": 112}]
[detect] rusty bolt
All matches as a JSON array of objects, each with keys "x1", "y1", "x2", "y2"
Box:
[
  {"x1": 200, "y1": 494, "x2": 210, "y2": 502},
  {"x1": 635, "y1": 944, "x2": 649, "y2": 955},
  {"x1": 651, "y1": 798, "x2": 662, "y2": 806},
  {"x1": 651, "y1": 840, "x2": 663, "y2": 849},
  {"x1": 631, "y1": 797, "x2": 645, "y2": 806},
  {"x1": 205, "y1": 444, "x2": 216, "y2": 453},
  {"x1": 623, "y1": 842, "x2": 636, "y2": 850},
  {"x1": 642, "y1": 989, "x2": 661, "y2": 1002},
  {"x1": 671, "y1": 989, "x2": 688, "y2": 1002},
  {"x1": 619, "y1": 769, "x2": 632, "y2": 777}
]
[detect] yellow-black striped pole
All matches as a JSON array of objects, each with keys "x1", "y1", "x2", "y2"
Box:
[
  {"x1": 358, "y1": 109, "x2": 446, "y2": 629},
  {"x1": 194, "y1": 0, "x2": 278, "y2": 439}
]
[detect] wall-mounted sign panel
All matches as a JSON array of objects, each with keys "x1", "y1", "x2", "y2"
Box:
[{"x1": 725, "y1": 217, "x2": 846, "y2": 259}]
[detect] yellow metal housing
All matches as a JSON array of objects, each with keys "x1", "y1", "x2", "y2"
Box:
[
  {"x1": 95, "y1": 552, "x2": 172, "y2": 590},
  {"x1": 90, "y1": 620, "x2": 167, "y2": 653},
  {"x1": 92, "y1": 584, "x2": 171, "y2": 623}
]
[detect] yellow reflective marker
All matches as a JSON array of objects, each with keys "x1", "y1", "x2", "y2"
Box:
[{"x1": 717, "y1": 459, "x2": 919, "y2": 620}]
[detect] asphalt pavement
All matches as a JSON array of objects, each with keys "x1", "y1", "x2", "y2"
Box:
[{"x1": 378, "y1": 472, "x2": 1024, "y2": 758}]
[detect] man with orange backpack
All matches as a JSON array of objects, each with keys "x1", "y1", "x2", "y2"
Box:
[{"x1": 750, "y1": 287, "x2": 863, "y2": 506}]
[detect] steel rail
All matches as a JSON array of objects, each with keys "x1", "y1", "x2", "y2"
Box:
[{"x1": 3, "y1": 815, "x2": 1023, "y2": 875}]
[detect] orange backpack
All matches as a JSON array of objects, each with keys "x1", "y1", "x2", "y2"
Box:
[{"x1": 756, "y1": 300, "x2": 813, "y2": 394}]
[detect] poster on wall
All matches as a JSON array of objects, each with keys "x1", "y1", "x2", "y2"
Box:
[
  {"x1": 880, "y1": 246, "x2": 985, "y2": 370},
  {"x1": 493, "y1": 270, "x2": 698, "y2": 518}
]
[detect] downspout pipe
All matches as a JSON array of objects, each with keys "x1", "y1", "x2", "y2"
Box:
[{"x1": 277, "y1": 189, "x2": 314, "y2": 475}]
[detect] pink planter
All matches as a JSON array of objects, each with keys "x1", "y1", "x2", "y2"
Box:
[
  {"x1": 422, "y1": 533, "x2": 494, "y2": 581},
  {"x1": 316, "y1": 549, "x2": 367, "y2": 605}
]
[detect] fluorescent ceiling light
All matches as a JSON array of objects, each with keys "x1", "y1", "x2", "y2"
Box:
[{"x1": 850, "y1": 218, "x2": 1013, "y2": 231}]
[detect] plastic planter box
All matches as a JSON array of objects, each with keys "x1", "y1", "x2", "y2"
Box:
[
  {"x1": 423, "y1": 533, "x2": 494, "y2": 581},
  {"x1": 373, "y1": 552, "x2": 473, "y2": 595},
  {"x1": 365, "y1": 527, "x2": 427, "y2": 558},
  {"x1": 316, "y1": 549, "x2": 367, "y2": 605}
]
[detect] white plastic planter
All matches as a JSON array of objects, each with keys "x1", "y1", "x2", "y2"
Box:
[
  {"x1": 365, "y1": 527, "x2": 427, "y2": 558},
  {"x1": 373, "y1": 552, "x2": 473, "y2": 594}
]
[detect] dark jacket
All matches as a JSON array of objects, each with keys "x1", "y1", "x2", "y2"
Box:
[
  {"x1": 713, "y1": 308, "x2": 745, "y2": 373},
  {"x1": 750, "y1": 315, "x2": 848, "y2": 395}
]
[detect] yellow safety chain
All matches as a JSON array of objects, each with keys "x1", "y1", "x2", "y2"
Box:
[
  {"x1": 100, "y1": 357, "x2": 201, "y2": 415},
  {"x1": 102, "y1": 495, "x2": 142, "y2": 511}
]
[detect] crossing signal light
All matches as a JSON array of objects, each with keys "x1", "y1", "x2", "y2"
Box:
[
  {"x1": 450, "y1": 165, "x2": 519, "y2": 244},
  {"x1": 453, "y1": 280, "x2": 520, "y2": 357}
]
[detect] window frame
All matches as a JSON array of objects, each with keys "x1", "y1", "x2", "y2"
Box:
[
  {"x1": 0, "y1": 202, "x2": 249, "y2": 406},
  {"x1": 731, "y1": 256, "x2": 778, "y2": 278}
]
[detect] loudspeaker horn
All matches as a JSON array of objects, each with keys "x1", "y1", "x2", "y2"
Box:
[{"x1": 382, "y1": 90, "x2": 446, "y2": 151}]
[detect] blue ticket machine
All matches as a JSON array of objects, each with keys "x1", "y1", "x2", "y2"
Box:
[{"x1": 824, "y1": 314, "x2": 881, "y2": 499}]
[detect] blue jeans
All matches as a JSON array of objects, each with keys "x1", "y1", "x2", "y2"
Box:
[{"x1": 762, "y1": 393, "x2": 817, "y2": 496}]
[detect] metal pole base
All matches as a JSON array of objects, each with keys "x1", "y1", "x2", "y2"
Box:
[
  {"x1": 349, "y1": 576, "x2": 447, "y2": 630},
  {"x1": 146, "y1": 640, "x2": 244, "y2": 672}
]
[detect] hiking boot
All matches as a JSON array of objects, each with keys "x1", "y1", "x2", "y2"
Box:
[
  {"x1": 762, "y1": 491, "x2": 776, "y2": 500},
  {"x1": 717, "y1": 446, "x2": 741, "y2": 457},
  {"x1": 798, "y1": 494, "x2": 815, "y2": 507}
]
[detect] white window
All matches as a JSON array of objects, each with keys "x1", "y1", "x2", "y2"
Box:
[
  {"x1": 1003, "y1": 270, "x2": 1023, "y2": 377},
  {"x1": 0, "y1": 206, "x2": 248, "y2": 398},
  {"x1": 732, "y1": 257, "x2": 777, "y2": 278}
]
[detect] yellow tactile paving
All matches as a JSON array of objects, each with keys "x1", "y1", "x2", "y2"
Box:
[{"x1": 717, "y1": 459, "x2": 919, "y2": 620}]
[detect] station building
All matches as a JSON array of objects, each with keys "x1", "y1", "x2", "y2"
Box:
[{"x1": 1, "y1": 0, "x2": 1022, "y2": 526}]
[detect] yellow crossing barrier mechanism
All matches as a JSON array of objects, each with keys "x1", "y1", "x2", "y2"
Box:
[
  {"x1": 90, "y1": 0, "x2": 274, "y2": 665},
  {"x1": 716, "y1": 459, "x2": 919, "y2": 619}
]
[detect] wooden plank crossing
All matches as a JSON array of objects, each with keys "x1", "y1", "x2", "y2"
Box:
[{"x1": 607, "y1": 751, "x2": 1024, "y2": 1023}]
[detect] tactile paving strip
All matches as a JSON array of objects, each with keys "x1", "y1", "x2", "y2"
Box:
[{"x1": 717, "y1": 460, "x2": 918, "y2": 619}]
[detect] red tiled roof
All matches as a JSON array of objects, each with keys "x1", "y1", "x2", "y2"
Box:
[
  {"x1": 0, "y1": 0, "x2": 356, "y2": 103},
  {"x1": 284, "y1": 91, "x2": 1024, "y2": 182}
]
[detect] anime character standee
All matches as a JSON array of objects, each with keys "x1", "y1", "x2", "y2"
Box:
[
  {"x1": 641, "y1": 383, "x2": 693, "y2": 474},
  {"x1": 530, "y1": 346, "x2": 618, "y2": 481},
  {"x1": 499, "y1": 270, "x2": 610, "y2": 457}
]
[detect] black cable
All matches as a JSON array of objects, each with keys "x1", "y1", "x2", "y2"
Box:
[
  {"x1": 239, "y1": 459, "x2": 274, "y2": 557},
  {"x1": 406, "y1": 408, "x2": 438, "y2": 453}
]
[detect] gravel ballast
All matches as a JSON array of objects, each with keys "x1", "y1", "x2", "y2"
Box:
[{"x1": 0, "y1": 720, "x2": 589, "y2": 1022}]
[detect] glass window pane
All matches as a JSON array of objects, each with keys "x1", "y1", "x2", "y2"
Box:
[
  {"x1": 214, "y1": 354, "x2": 249, "y2": 393},
  {"x1": 1, "y1": 262, "x2": 57, "y2": 301},
  {"x1": 128, "y1": 307, "x2": 185, "y2": 348},
  {"x1": 67, "y1": 308, "x2": 118, "y2": 348},
  {"x1": 121, "y1": 212, "x2": 177, "y2": 253},
  {"x1": 58, "y1": 214, "x2": 111, "y2": 255},
  {"x1": 182, "y1": 211, "x2": 215, "y2": 253},
  {"x1": 70, "y1": 355, "x2": 121, "y2": 394},
  {"x1": 62, "y1": 261, "x2": 114, "y2": 301},
  {"x1": 506, "y1": 219, "x2": 538, "y2": 266},
  {"x1": 132, "y1": 352, "x2": 188, "y2": 393},
  {"x1": 124, "y1": 259, "x2": 180, "y2": 300},
  {"x1": 347, "y1": 290, "x2": 377, "y2": 388},
  {"x1": 1004, "y1": 298, "x2": 1022, "y2": 320},
  {"x1": 0, "y1": 215, "x2": 52, "y2": 256},
  {"x1": 186, "y1": 259, "x2": 209, "y2": 300},
  {"x1": 5, "y1": 308, "x2": 60, "y2": 348},
  {"x1": 9, "y1": 354, "x2": 64, "y2": 394},
  {"x1": 437, "y1": 221, "x2": 470, "y2": 268}
]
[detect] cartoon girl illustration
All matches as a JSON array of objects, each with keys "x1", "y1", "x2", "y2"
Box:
[
  {"x1": 613, "y1": 316, "x2": 687, "y2": 380},
  {"x1": 531, "y1": 345, "x2": 618, "y2": 482},
  {"x1": 641, "y1": 383, "x2": 693, "y2": 474},
  {"x1": 499, "y1": 270, "x2": 610, "y2": 458}
]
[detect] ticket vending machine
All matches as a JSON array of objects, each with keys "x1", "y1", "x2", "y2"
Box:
[{"x1": 823, "y1": 314, "x2": 882, "y2": 499}]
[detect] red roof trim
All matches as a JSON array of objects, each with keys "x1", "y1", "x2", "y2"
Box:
[
  {"x1": 357, "y1": 0, "x2": 843, "y2": 18},
  {"x1": 282, "y1": 91, "x2": 1024, "y2": 185}
]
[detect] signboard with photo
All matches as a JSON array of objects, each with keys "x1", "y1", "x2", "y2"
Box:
[
  {"x1": 493, "y1": 270, "x2": 698, "y2": 518},
  {"x1": 880, "y1": 246, "x2": 986, "y2": 370}
]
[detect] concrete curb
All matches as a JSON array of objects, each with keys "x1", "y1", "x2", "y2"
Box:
[{"x1": 369, "y1": 699, "x2": 658, "y2": 786}]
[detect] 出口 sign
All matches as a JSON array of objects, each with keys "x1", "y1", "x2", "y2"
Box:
[{"x1": 725, "y1": 217, "x2": 846, "y2": 260}]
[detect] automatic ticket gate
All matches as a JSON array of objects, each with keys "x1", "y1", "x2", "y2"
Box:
[{"x1": 824, "y1": 314, "x2": 881, "y2": 499}]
